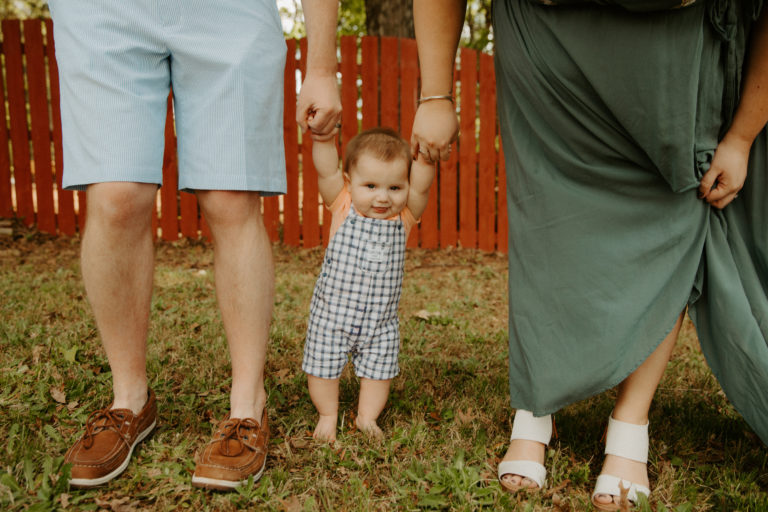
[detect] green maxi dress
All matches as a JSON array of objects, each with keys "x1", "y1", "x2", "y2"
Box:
[{"x1": 495, "y1": 0, "x2": 768, "y2": 443}]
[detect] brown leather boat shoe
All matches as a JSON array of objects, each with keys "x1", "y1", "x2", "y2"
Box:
[
  {"x1": 64, "y1": 389, "x2": 157, "y2": 488},
  {"x1": 191, "y1": 409, "x2": 269, "y2": 490}
]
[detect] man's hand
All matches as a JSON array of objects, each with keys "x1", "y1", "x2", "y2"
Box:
[{"x1": 297, "y1": 72, "x2": 342, "y2": 142}]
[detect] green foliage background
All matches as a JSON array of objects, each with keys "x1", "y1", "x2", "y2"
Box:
[
  {"x1": 1, "y1": 0, "x2": 493, "y2": 50},
  {"x1": 1, "y1": 0, "x2": 48, "y2": 19}
]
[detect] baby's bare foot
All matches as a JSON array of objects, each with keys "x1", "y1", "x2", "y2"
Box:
[
  {"x1": 313, "y1": 414, "x2": 337, "y2": 442},
  {"x1": 355, "y1": 416, "x2": 384, "y2": 439}
]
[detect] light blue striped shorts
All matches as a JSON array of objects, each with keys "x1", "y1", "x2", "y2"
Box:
[{"x1": 49, "y1": 0, "x2": 287, "y2": 194}]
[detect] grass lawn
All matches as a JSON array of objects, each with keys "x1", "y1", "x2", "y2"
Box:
[{"x1": 1, "y1": 227, "x2": 767, "y2": 511}]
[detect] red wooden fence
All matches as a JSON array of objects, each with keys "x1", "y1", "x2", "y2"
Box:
[{"x1": 0, "y1": 19, "x2": 508, "y2": 252}]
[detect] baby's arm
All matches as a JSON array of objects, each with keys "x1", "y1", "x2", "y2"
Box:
[
  {"x1": 313, "y1": 138, "x2": 345, "y2": 206},
  {"x1": 407, "y1": 154, "x2": 436, "y2": 219}
]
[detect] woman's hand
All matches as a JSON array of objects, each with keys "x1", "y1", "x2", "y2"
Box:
[
  {"x1": 410, "y1": 99, "x2": 459, "y2": 163},
  {"x1": 698, "y1": 134, "x2": 751, "y2": 209}
]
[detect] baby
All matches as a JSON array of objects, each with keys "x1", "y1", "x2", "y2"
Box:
[{"x1": 303, "y1": 127, "x2": 435, "y2": 441}]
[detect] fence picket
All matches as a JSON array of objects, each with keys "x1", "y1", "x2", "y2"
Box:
[
  {"x1": 0, "y1": 28, "x2": 12, "y2": 218},
  {"x1": 180, "y1": 192, "x2": 198, "y2": 238},
  {"x1": 361, "y1": 36, "x2": 378, "y2": 130},
  {"x1": 380, "y1": 37, "x2": 399, "y2": 130},
  {"x1": 46, "y1": 19, "x2": 76, "y2": 236},
  {"x1": 3, "y1": 20, "x2": 34, "y2": 226},
  {"x1": 459, "y1": 49, "x2": 477, "y2": 249},
  {"x1": 161, "y1": 94, "x2": 179, "y2": 241},
  {"x1": 478, "y1": 53, "x2": 496, "y2": 252},
  {"x1": 340, "y1": 36, "x2": 358, "y2": 157},
  {"x1": 24, "y1": 21, "x2": 56, "y2": 234},
  {"x1": 283, "y1": 39, "x2": 300, "y2": 247}
]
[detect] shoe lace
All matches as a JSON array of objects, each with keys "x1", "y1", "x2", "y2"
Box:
[
  {"x1": 82, "y1": 408, "x2": 132, "y2": 450},
  {"x1": 217, "y1": 418, "x2": 261, "y2": 457}
]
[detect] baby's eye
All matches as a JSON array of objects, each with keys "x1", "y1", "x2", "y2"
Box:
[
  {"x1": 366, "y1": 184, "x2": 376, "y2": 189},
  {"x1": 390, "y1": 186, "x2": 401, "y2": 191}
]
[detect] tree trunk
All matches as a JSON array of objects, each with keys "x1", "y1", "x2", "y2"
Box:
[{"x1": 364, "y1": 0, "x2": 414, "y2": 38}]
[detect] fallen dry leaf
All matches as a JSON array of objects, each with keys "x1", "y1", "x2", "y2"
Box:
[
  {"x1": 280, "y1": 496, "x2": 302, "y2": 512},
  {"x1": 32, "y1": 345, "x2": 44, "y2": 364},
  {"x1": 50, "y1": 387, "x2": 66, "y2": 404},
  {"x1": 414, "y1": 309, "x2": 443, "y2": 321},
  {"x1": 456, "y1": 408, "x2": 477, "y2": 424}
]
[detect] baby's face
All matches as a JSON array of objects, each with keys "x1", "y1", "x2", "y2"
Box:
[{"x1": 347, "y1": 153, "x2": 410, "y2": 219}]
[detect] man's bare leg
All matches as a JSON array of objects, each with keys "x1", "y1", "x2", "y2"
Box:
[
  {"x1": 81, "y1": 182, "x2": 157, "y2": 413},
  {"x1": 197, "y1": 190, "x2": 272, "y2": 420}
]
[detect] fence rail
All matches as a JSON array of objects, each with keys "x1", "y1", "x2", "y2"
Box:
[{"x1": 0, "y1": 19, "x2": 508, "y2": 251}]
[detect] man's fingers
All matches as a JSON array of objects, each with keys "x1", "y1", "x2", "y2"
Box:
[
  {"x1": 296, "y1": 103, "x2": 314, "y2": 132},
  {"x1": 308, "y1": 109, "x2": 341, "y2": 138}
]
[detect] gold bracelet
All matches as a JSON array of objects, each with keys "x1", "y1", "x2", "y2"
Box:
[{"x1": 417, "y1": 95, "x2": 454, "y2": 105}]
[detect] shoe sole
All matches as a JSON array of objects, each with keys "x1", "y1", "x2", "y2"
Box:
[
  {"x1": 68, "y1": 419, "x2": 156, "y2": 488},
  {"x1": 191, "y1": 459, "x2": 266, "y2": 491}
]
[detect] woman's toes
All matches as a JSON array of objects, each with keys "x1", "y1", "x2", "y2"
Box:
[
  {"x1": 501, "y1": 474, "x2": 538, "y2": 490},
  {"x1": 501, "y1": 474, "x2": 522, "y2": 487}
]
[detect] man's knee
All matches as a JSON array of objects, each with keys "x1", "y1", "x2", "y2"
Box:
[
  {"x1": 198, "y1": 190, "x2": 263, "y2": 228},
  {"x1": 86, "y1": 182, "x2": 157, "y2": 229}
]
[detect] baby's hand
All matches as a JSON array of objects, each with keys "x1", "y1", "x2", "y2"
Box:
[
  {"x1": 313, "y1": 136, "x2": 343, "y2": 206},
  {"x1": 312, "y1": 136, "x2": 339, "y2": 173}
]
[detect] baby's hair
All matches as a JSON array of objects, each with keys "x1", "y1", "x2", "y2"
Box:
[{"x1": 343, "y1": 127, "x2": 412, "y2": 176}]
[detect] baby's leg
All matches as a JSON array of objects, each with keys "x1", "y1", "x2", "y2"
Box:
[
  {"x1": 308, "y1": 375, "x2": 340, "y2": 442},
  {"x1": 357, "y1": 378, "x2": 391, "y2": 439}
]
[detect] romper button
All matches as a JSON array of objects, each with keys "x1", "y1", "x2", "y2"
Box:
[{"x1": 322, "y1": 272, "x2": 327, "y2": 277}]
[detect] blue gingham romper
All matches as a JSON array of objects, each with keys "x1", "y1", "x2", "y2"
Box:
[{"x1": 303, "y1": 205, "x2": 406, "y2": 380}]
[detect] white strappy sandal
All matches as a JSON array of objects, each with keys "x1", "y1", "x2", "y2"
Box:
[
  {"x1": 591, "y1": 416, "x2": 651, "y2": 511},
  {"x1": 497, "y1": 409, "x2": 552, "y2": 492}
]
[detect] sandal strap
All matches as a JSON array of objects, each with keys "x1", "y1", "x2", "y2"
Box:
[
  {"x1": 498, "y1": 460, "x2": 546, "y2": 488},
  {"x1": 604, "y1": 416, "x2": 648, "y2": 463},
  {"x1": 591, "y1": 474, "x2": 650, "y2": 504},
  {"x1": 510, "y1": 410, "x2": 552, "y2": 445}
]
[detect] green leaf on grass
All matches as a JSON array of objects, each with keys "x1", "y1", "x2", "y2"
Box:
[{"x1": 62, "y1": 346, "x2": 78, "y2": 363}]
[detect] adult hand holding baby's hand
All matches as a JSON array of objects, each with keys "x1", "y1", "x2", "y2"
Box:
[
  {"x1": 297, "y1": 71, "x2": 342, "y2": 142},
  {"x1": 411, "y1": 99, "x2": 458, "y2": 164}
]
